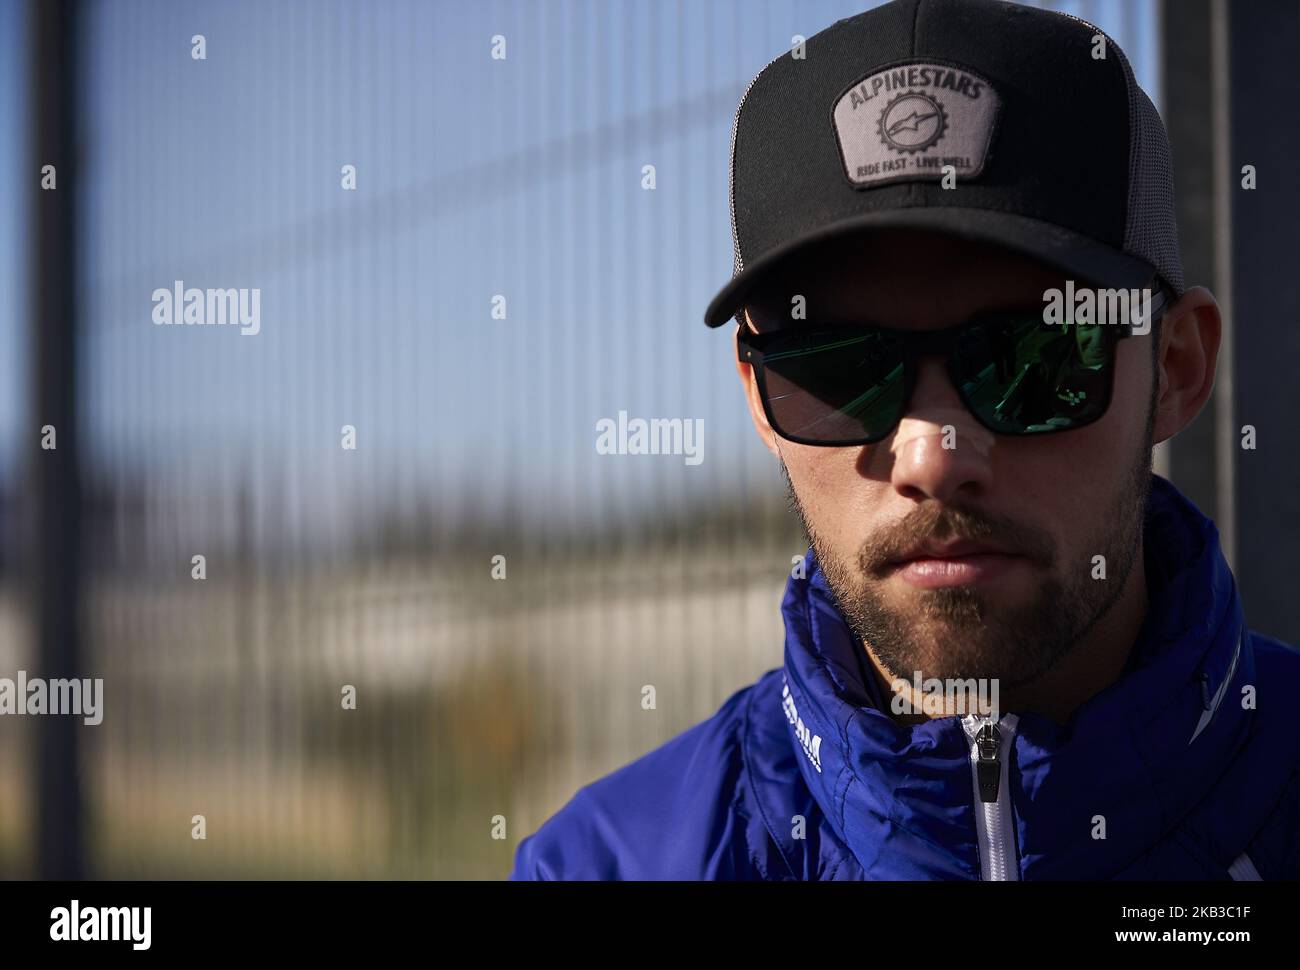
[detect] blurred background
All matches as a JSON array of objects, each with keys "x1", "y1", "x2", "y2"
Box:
[{"x1": 0, "y1": 0, "x2": 1296, "y2": 879}]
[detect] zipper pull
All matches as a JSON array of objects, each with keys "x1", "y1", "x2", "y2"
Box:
[{"x1": 975, "y1": 720, "x2": 1002, "y2": 803}]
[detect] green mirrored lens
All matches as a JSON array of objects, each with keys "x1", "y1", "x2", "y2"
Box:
[
  {"x1": 955, "y1": 315, "x2": 1114, "y2": 433},
  {"x1": 762, "y1": 330, "x2": 905, "y2": 442}
]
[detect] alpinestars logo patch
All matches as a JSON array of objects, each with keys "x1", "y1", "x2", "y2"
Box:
[
  {"x1": 832, "y1": 61, "x2": 1001, "y2": 188},
  {"x1": 879, "y1": 91, "x2": 947, "y2": 154}
]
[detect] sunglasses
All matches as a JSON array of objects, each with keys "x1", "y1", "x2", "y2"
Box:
[{"x1": 738, "y1": 285, "x2": 1168, "y2": 446}]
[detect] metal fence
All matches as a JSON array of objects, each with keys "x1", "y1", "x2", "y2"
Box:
[{"x1": 0, "y1": 0, "x2": 1171, "y2": 879}]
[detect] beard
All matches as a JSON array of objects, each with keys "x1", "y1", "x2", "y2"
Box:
[{"x1": 781, "y1": 422, "x2": 1154, "y2": 691}]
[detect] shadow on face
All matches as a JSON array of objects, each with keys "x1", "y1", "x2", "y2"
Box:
[{"x1": 742, "y1": 228, "x2": 1074, "y2": 334}]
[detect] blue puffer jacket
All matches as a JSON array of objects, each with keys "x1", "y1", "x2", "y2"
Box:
[{"x1": 511, "y1": 476, "x2": 1300, "y2": 879}]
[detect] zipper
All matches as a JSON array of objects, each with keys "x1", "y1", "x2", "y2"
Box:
[{"x1": 962, "y1": 713, "x2": 1020, "y2": 881}]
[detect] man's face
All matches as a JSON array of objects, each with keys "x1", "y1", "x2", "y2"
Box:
[{"x1": 739, "y1": 230, "x2": 1156, "y2": 690}]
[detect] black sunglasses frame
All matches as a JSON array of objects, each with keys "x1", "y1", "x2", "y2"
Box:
[{"x1": 737, "y1": 284, "x2": 1170, "y2": 447}]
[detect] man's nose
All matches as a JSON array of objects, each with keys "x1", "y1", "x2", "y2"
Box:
[{"x1": 887, "y1": 356, "x2": 995, "y2": 503}]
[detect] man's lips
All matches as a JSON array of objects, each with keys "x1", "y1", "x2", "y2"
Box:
[
  {"x1": 887, "y1": 539, "x2": 1013, "y2": 565},
  {"x1": 884, "y1": 540, "x2": 1026, "y2": 589}
]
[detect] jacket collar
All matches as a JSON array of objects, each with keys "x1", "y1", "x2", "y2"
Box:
[{"x1": 774, "y1": 474, "x2": 1254, "y2": 879}]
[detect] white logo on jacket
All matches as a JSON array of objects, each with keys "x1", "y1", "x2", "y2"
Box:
[{"x1": 782, "y1": 677, "x2": 823, "y2": 773}]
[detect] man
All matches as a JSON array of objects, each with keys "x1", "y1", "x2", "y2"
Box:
[{"x1": 511, "y1": 0, "x2": 1300, "y2": 879}]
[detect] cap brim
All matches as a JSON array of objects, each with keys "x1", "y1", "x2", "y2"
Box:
[{"x1": 703, "y1": 207, "x2": 1158, "y2": 328}]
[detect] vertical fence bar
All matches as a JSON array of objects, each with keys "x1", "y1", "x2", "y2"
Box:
[
  {"x1": 1159, "y1": 0, "x2": 1220, "y2": 515},
  {"x1": 29, "y1": 0, "x2": 85, "y2": 881}
]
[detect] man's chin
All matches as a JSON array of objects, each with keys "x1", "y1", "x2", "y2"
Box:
[
  {"x1": 874, "y1": 643, "x2": 1050, "y2": 691},
  {"x1": 855, "y1": 588, "x2": 1070, "y2": 684},
  {"x1": 877, "y1": 577, "x2": 1026, "y2": 619}
]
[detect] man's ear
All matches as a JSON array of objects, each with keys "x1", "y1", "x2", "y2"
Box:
[
  {"x1": 734, "y1": 316, "x2": 781, "y2": 458},
  {"x1": 1153, "y1": 285, "x2": 1222, "y2": 446}
]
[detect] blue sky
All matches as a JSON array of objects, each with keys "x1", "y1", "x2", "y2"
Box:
[{"x1": 0, "y1": 0, "x2": 1161, "y2": 538}]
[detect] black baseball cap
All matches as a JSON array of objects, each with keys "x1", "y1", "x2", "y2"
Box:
[{"x1": 704, "y1": 0, "x2": 1185, "y2": 328}]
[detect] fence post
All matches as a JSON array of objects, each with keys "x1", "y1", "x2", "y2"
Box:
[{"x1": 29, "y1": 0, "x2": 85, "y2": 880}]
